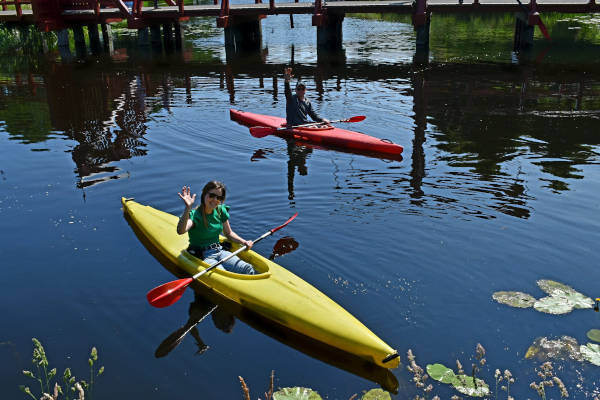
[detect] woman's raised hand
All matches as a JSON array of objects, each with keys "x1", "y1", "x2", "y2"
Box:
[{"x1": 178, "y1": 186, "x2": 196, "y2": 209}]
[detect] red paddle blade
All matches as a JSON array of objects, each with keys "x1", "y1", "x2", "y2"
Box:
[
  {"x1": 346, "y1": 115, "x2": 366, "y2": 123},
  {"x1": 147, "y1": 278, "x2": 193, "y2": 308},
  {"x1": 537, "y1": 19, "x2": 551, "y2": 41},
  {"x1": 249, "y1": 126, "x2": 276, "y2": 138}
]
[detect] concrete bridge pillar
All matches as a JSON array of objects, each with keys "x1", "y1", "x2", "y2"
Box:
[
  {"x1": 316, "y1": 13, "x2": 344, "y2": 50},
  {"x1": 224, "y1": 16, "x2": 262, "y2": 54},
  {"x1": 514, "y1": 12, "x2": 534, "y2": 52}
]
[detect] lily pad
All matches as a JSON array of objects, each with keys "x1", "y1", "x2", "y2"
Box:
[
  {"x1": 536, "y1": 280, "x2": 593, "y2": 310},
  {"x1": 427, "y1": 363, "x2": 457, "y2": 384},
  {"x1": 492, "y1": 291, "x2": 536, "y2": 308},
  {"x1": 587, "y1": 329, "x2": 600, "y2": 343},
  {"x1": 580, "y1": 343, "x2": 600, "y2": 366},
  {"x1": 525, "y1": 336, "x2": 583, "y2": 362},
  {"x1": 426, "y1": 363, "x2": 489, "y2": 397},
  {"x1": 537, "y1": 280, "x2": 577, "y2": 296},
  {"x1": 452, "y1": 375, "x2": 490, "y2": 398},
  {"x1": 273, "y1": 387, "x2": 322, "y2": 400},
  {"x1": 534, "y1": 296, "x2": 576, "y2": 314},
  {"x1": 361, "y1": 388, "x2": 392, "y2": 400}
]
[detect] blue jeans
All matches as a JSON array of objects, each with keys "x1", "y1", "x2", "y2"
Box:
[{"x1": 203, "y1": 247, "x2": 257, "y2": 275}]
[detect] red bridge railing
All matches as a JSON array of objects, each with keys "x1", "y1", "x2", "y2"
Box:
[{"x1": 1, "y1": 0, "x2": 33, "y2": 16}]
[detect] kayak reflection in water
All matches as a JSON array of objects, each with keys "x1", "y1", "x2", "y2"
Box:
[
  {"x1": 284, "y1": 67, "x2": 330, "y2": 127},
  {"x1": 176, "y1": 181, "x2": 257, "y2": 275},
  {"x1": 155, "y1": 294, "x2": 235, "y2": 358}
]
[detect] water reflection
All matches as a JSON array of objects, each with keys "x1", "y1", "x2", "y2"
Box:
[{"x1": 1, "y1": 41, "x2": 599, "y2": 217}]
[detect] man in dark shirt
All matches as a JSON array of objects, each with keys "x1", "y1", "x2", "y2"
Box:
[{"x1": 284, "y1": 67, "x2": 330, "y2": 127}]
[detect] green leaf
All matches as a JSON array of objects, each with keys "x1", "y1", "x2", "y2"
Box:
[
  {"x1": 452, "y1": 375, "x2": 490, "y2": 397},
  {"x1": 426, "y1": 363, "x2": 457, "y2": 384},
  {"x1": 361, "y1": 388, "x2": 392, "y2": 400},
  {"x1": 98, "y1": 366, "x2": 104, "y2": 375},
  {"x1": 587, "y1": 329, "x2": 600, "y2": 343},
  {"x1": 273, "y1": 387, "x2": 323, "y2": 400},
  {"x1": 580, "y1": 343, "x2": 600, "y2": 366},
  {"x1": 492, "y1": 291, "x2": 536, "y2": 308},
  {"x1": 533, "y1": 296, "x2": 574, "y2": 314},
  {"x1": 537, "y1": 280, "x2": 576, "y2": 296}
]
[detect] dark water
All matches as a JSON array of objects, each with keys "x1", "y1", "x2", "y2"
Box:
[{"x1": 1, "y1": 13, "x2": 600, "y2": 399}]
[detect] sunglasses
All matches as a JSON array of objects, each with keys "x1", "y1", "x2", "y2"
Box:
[{"x1": 207, "y1": 192, "x2": 224, "y2": 201}]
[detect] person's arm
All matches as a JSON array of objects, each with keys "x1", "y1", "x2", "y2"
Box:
[
  {"x1": 222, "y1": 220, "x2": 253, "y2": 249},
  {"x1": 177, "y1": 186, "x2": 196, "y2": 234},
  {"x1": 306, "y1": 102, "x2": 327, "y2": 124}
]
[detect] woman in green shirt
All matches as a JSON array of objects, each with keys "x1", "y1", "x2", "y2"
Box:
[{"x1": 176, "y1": 181, "x2": 257, "y2": 275}]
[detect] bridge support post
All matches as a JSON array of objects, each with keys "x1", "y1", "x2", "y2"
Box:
[
  {"x1": 150, "y1": 24, "x2": 162, "y2": 51},
  {"x1": 224, "y1": 16, "x2": 262, "y2": 54},
  {"x1": 163, "y1": 22, "x2": 174, "y2": 51},
  {"x1": 514, "y1": 12, "x2": 534, "y2": 52},
  {"x1": 415, "y1": 17, "x2": 430, "y2": 50},
  {"x1": 101, "y1": 24, "x2": 114, "y2": 55},
  {"x1": 88, "y1": 24, "x2": 101, "y2": 54},
  {"x1": 315, "y1": 13, "x2": 344, "y2": 50},
  {"x1": 72, "y1": 25, "x2": 87, "y2": 57},
  {"x1": 56, "y1": 29, "x2": 72, "y2": 60},
  {"x1": 138, "y1": 27, "x2": 150, "y2": 46},
  {"x1": 174, "y1": 22, "x2": 184, "y2": 50},
  {"x1": 57, "y1": 29, "x2": 69, "y2": 49}
]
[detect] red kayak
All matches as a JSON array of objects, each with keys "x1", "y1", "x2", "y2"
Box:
[{"x1": 230, "y1": 109, "x2": 404, "y2": 158}]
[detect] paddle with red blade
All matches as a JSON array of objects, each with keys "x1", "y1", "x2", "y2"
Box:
[
  {"x1": 146, "y1": 212, "x2": 299, "y2": 308},
  {"x1": 249, "y1": 115, "x2": 366, "y2": 138},
  {"x1": 516, "y1": 0, "x2": 551, "y2": 41}
]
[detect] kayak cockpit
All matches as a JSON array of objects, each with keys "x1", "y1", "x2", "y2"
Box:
[{"x1": 178, "y1": 238, "x2": 272, "y2": 280}]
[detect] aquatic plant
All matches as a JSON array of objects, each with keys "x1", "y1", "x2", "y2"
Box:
[
  {"x1": 587, "y1": 329, "x2": 600, "y2": 343},
  {"x1": 239, "y1": 370, "x2": 391, "y2": 400},
  {"x1": 492, "y1": 291, "x2": 536, "y2": 308},
  {"x1": 580, "y1": 343, "x2": 600, "y2": 366},
  {"x1": 525, "y1": 336, "x2": 583, "y2": 362},
  {"x1": 406, "y1": 348, "x2": 434, "y2": 400},
  {"x1": 529, "y1": 362, "x2": 569, "y2": 399},
  {"x1": 492, "y1": 279, "x2": 594, "y2": 315},
  {"x1": 19, "y1": 338, "x2": 104, "y2": 400}
]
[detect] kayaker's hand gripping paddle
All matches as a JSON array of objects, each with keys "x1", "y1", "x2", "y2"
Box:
[
  {"x1": 146, "y1": 213, "x2": 298, "y2": 308},
  {"x1": 249, "y1": 115, "x2": 366, "y2": 138}
]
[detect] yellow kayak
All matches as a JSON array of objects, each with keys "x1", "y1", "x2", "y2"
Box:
[{"x1": 122, "y1": 198, "x2": 400, "y2": 369}]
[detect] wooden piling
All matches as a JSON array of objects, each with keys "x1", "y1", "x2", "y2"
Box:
[
  {"x1": 101, "y1": 23, "x2": 115, "y2": 55},
  {"x1": 88, "y1": 24, "x2": 101, "y2": 54},
  {"x1": 316, "y1": 13, "x2": 344, "y2": 50},
  {"x1": 72, "y1": 25, "x2": 87, "y2": 57}
]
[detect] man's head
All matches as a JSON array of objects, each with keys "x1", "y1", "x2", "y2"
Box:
[{"x1": 295, "y1": 82, "x2": 306, "y2": 99}]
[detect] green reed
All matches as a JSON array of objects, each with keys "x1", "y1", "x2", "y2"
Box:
[{"x1": 20, "y1": 338, "x2": 104, "y2": 400}]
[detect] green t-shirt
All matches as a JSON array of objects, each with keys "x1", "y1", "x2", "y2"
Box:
[{"x1": 188, "y1": 204, "x2": 230, "y2": 247}]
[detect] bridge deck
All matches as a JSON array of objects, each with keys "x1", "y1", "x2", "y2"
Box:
[{"x1": 0, "y1": 0, "x2": 598, "y2": 24}]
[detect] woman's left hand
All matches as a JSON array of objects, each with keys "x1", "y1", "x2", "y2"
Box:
[{"x1": 243, "y1": 240, "x2": 254, "y2": 250}]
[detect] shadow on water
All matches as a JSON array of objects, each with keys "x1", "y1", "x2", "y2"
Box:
[{"x1": 123, "y1": 211, "x2": 400, "y2": 393}]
